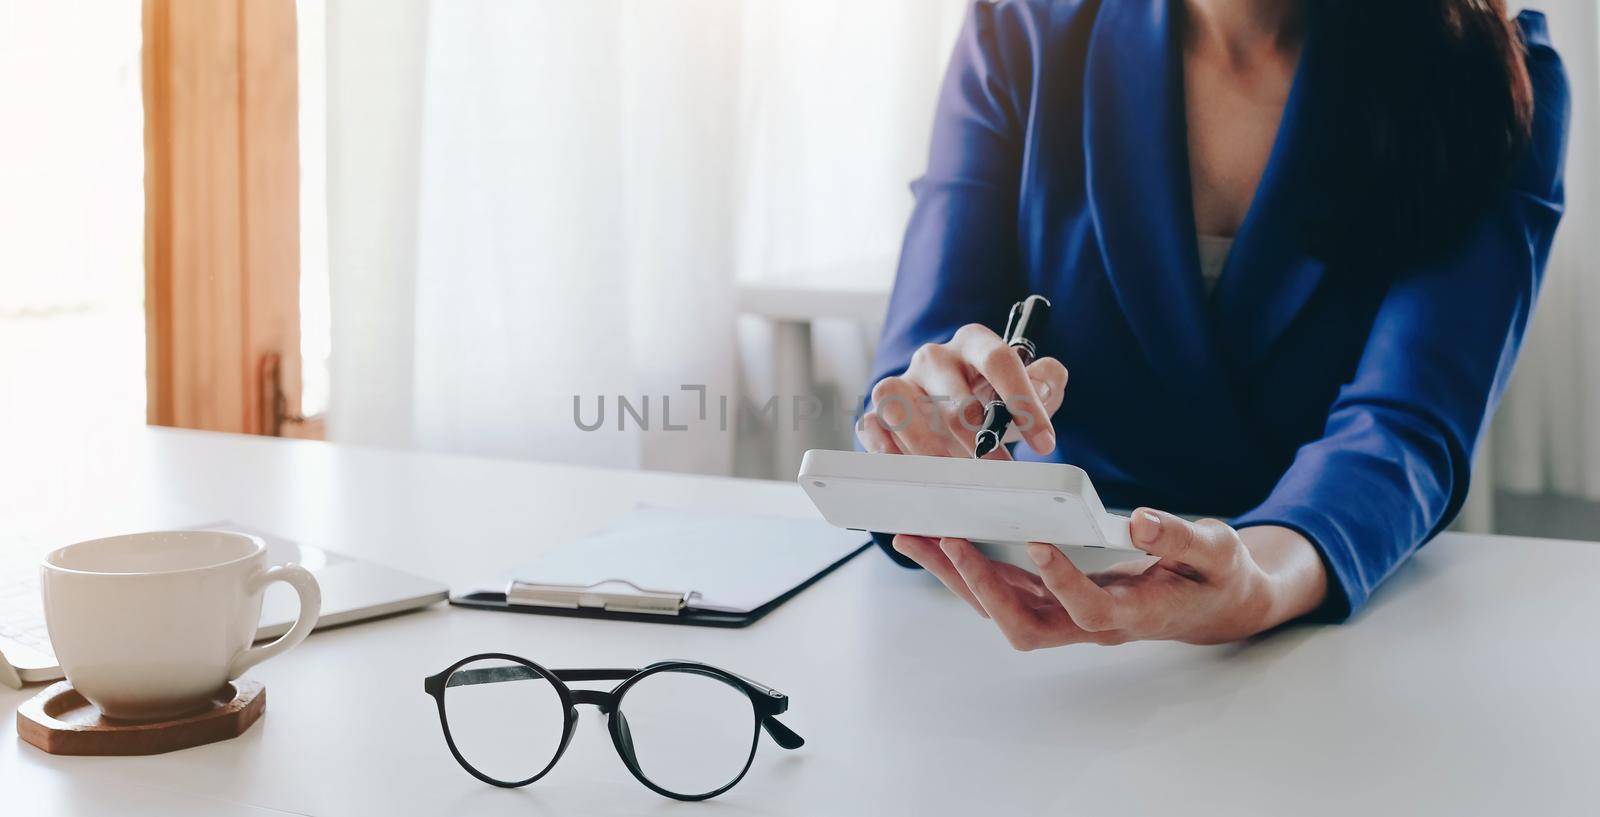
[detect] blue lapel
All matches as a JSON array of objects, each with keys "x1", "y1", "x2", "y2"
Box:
[
  {"x1": 1083, "y1": 0, "x2": 1223, "y2": 398},
  {"x1": 1083, "y1": 0, "x2": 1327, "y2": 384},
  {"x1": 1209, "y1": 19, "x2": 1327, "y2": 372}
]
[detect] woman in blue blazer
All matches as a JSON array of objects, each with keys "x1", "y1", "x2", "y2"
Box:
[{"x1": 861, "y1": 0, "x2": 1569, "y2": 646}]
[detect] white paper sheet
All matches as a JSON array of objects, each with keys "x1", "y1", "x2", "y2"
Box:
[{"x1": 499, "y1": 508, "x2": 869, "y2": 614}]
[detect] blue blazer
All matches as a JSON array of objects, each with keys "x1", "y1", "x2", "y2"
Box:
[{"x1": 869, "y1": 1, "x2": 1570, "y2": 619}]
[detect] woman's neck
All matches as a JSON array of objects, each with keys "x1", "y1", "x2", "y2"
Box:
[{"x1": 1183, "y1": 0, "x2": 1304, "y2": 64}]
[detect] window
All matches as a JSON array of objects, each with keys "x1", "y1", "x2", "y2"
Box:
[{"x1": 0, "y1": 2, "x2": 146, "y2": 449}]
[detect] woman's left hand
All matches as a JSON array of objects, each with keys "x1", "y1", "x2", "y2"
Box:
[{"x1": 892, "y1": 510, "x2": 1329, "y2": 647}]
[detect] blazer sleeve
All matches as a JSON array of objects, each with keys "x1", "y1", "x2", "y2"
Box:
[
  {"x1": 1232, "y1": 31, "x2": 1571, "y2": 620},
  {"x1": 864, "y1": 1, "x2": 1040, "y2": 565}
]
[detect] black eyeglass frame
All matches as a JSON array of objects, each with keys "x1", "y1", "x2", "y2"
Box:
[{"x1": 423, "y1": 652, "x2": 805, "y2": 801}]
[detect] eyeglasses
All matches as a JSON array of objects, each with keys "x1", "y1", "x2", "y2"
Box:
[{"x1": 423, "y1": 653, "x2": 805, "y2": 801}]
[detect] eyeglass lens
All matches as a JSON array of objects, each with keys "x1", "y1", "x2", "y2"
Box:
[
  {"x1": 443, "y1": 658, "x2": 566, "y2": 784},
  {"x1": 615, "y1": 668, "x2": 760, "y2": 797}
]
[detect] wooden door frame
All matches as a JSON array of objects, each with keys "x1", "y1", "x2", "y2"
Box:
[{"x1": 143, "y1": 0, "x2": 309, "y2": 436}]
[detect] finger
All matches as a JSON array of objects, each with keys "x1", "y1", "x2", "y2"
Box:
[
  {"x1": 893, "y1": 534, "x2": 988, "y2": 617},
  {"x1": 950, "y1": 325, "x2": 1055, "y2": 455},
  {"x1": 856, "y1": 412, "x2": 902, "y2": 454},
  {"x1": 989, "y1": 558, "x2": 1054, "y2": 597},
  {"x1": 941, "y1": 538, "x2": 1056, "y2": 650},
  {"x1": 1128, "y1": 509, "x2": 1238, "y2": 575},
  {"x1": 1027, "y1": 357, "x2": 1069, "y2": 416},
  {"x1": 1093, "y1": 557, "x2": 1161, "y2": 581},
  {"x1": 906, "y1": 344, "x2": 985, "y2": 444},
  {"x1": 888, "y1": 416, "x2": 970, "y2": 460},
  {"x1": 871, "y1": 377, "x2": 970, "y2": 458},
  {"x1": 999, "y1": 358, "x2": 1066, "y2": 444},
  {"x1": 919, "y1": 373, "x2": 986, "y2": 450},
  {"x1": 1027, "y1": 543, "x2": 1128, "y2": 633}
]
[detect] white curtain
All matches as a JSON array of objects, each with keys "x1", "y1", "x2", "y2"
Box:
[
  {"x1": 0, "y1": 1, "x2": 144, "y2": 536},
  {"x1": 1494, "y1": 1, "x2": 1600, "y2": 499},
  {"x1": 326, "y1": 0, "x2": 965, "y2": 474}
]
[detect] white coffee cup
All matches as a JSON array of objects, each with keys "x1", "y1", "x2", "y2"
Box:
[{"x1": 41, "y1": 530, "x2": 322, "y2": 721}]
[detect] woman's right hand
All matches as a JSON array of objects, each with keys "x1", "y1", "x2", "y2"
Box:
[{"x1": 857, "y1": 323, "x2": 1067, "y2": 460}]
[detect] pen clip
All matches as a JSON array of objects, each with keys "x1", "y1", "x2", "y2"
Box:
[
  {"x1": 1005, "y1": 295, "x2": 1050, "y2": 364},
  {"x1": 1002, "y1": 300, "x2": 1025, "y2": 345}
]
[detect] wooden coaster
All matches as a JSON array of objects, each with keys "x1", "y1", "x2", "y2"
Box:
[{"x1": 16, "y1": 679, "x2": 265, "y2": 756}]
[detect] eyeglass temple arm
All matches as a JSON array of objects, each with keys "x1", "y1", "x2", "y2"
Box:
[
  {"x1": 640, "y1": 663, "x2": 805, "y2": 750},
  {"x1": 762, "y1": 715, "x2": 805, "y2": 750}
]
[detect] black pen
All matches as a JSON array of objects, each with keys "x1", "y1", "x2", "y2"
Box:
[{"x1": 973, "y1": 295, "x2": 1051, "y2": 458}]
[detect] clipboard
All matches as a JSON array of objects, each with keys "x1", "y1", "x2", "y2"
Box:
[{"x1": 449, "y1": 508, "x2": 871, "y2": 628}]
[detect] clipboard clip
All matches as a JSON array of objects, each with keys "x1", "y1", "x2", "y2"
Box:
[{"x1": 506, "y1": 579, "x2": 691, "y2": 616}]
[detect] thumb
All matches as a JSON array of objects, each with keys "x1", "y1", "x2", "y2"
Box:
[{"x1": 1128, "y1": 509, "x2": 1236, "y2": 574}]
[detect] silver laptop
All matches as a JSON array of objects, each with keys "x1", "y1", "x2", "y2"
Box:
[{"x1": 0, "y1": 523, "x2": 447, "y2": 688}]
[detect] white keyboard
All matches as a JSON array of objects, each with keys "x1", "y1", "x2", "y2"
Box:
[
  {"x1": 0, "y1": 530, "x2": 62, "y2": 685},
  {"x1": 0, "y1": 561, "x2": 54, "y2": 660}
]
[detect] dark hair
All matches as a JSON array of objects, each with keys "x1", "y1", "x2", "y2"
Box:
[{"x1": 1307, "y1": 0, "x2": 1534, "y2": 268}]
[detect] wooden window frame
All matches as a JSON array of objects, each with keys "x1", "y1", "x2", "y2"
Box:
[{"x1": 143, "y1": 0, "x2": 318, "y2": 438}]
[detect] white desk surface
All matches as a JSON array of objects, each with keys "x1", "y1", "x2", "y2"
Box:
[{"x1": 3, "y1": 428, "x2": 1598, "y2": 816}]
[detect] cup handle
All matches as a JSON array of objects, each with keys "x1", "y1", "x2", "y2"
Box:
[{"x1": 229, "y1": 564, "x2": 322, "y2": 680}]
